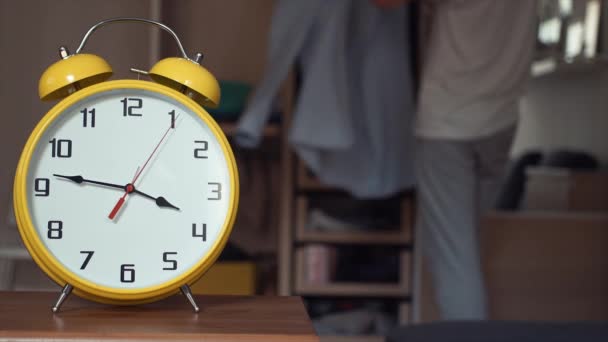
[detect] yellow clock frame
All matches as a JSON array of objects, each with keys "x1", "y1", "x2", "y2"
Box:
[
  {"x1": 14, "y1": 79, "x2": 239, "y2": 305},
  {"x1": 12, "y1": 18, "x2": 239, "y2": 310}
]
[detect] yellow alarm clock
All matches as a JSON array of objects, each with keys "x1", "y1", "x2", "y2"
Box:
[{"x1": 13, "y1": 18, "x2": 239, "y2": 312}]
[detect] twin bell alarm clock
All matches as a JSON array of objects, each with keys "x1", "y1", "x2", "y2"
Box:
[{"x1": 13, "y1": 18, "x2": 239, "y2": 312}]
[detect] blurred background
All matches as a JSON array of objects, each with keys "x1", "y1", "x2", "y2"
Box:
[{"x1": 1, "y1": 0, "x2": 607, "y2": 341}]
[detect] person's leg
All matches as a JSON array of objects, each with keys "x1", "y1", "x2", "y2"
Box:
[
  {"x1": 415, "y1": 137, "x2": 488, "y2": 320},
  {"x1": 475, "y1": 126, "x2": 517, "y2": 213}
]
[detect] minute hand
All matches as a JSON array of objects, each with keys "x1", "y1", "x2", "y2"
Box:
[{"x1": 53, "y1": 174, "x2": 123, "y2": 190}]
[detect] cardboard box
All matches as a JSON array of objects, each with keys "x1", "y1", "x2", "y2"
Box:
[
  {"x1": 524, "y1": 167, "x2": 608, "y2": 211},
  {"x1": 417, "y1": 211, "x2": 608, "y2": 322}
]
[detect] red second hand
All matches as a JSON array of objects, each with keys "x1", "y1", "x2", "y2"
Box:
[
  {"x1": 107, "y1": 192, "x2": 128, "y2": 220},
  {"x1": 108, "y1": 167, "x2": 139, "y2": 220},
  {"x1": 131, "y1": 119, "x2": 175, "y2": 185},
  {"x1": 108, "y1": 118, "x2": 177, "y2": 220}
]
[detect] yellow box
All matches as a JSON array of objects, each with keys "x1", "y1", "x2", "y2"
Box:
[{"x1": 190, "y1": 261, "x2": 257, "y2": 295}]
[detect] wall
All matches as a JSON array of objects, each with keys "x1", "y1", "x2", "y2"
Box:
[
  {"x1": 0, "y1": 0, "x2": 155, "y2": 227},
  {"x1": 159, "y1": 0, "x2": 280, "y2": 255},
  {"x1": 161, "y1": 0, "x2": 274, "y2": 85},
  {"x1": 1, "y1": 1, "x2": 281, "y2": 260},
  {"x1": 512, "y1": 60, "x2": 608, "y2": 165}
]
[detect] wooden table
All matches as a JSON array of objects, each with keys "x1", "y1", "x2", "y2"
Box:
[{"x1": 0, "y1": 291, "x2": 318, "y2": 341}]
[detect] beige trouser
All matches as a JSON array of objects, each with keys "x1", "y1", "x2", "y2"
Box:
[{"x1": 414, "y1": 126, "x2": 516, "y2": 320}]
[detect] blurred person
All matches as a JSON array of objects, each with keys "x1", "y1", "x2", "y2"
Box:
[{"x1": 376, "y1": 0, "x2": 537, "y2": 319}]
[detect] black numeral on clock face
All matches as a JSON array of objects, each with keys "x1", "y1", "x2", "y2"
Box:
[
  {"x1": 120, "y1": 264, "x2": 135, "y2": 283},
  {"x1": 194, "y1": 140, "x2": 208, "y2": 159},
  {"x1": 49, "y1": 138, "x2": 72, "y2": 158},
  {"x1": 162, "y1": 252, "x2": 178, "y2": 270},
  {"x1": 121, "y1": 97, "x2": 143, "y2": 117},
  {"x1": 47, "y1": 220, "x2": 63, "y2": 239},
  {"x1": 168, "y1": 110, "x2": 176, "y2": 129},
  {"x1": 208, "y1": 182, "x2": 222, "y2": 200},
  {"x1": 34, "y1": 178, "x2": 50, "y2": 197},
  {"x1": 79, "y1": 251, "x2": 94, "y2": 270},
  {"x1": 80, "y1": 107, "x2": 95, "y2": 127},
  {"x1": 192, "y1": 223, "x2": 207, "y2": 241}
]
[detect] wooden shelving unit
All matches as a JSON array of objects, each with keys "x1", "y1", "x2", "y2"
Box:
[
  {"x1": 277, "y1": 112, "x2": 416, "y2": 340},
  {"x1": 296, "y1": 230, "x2": 408, "y2": 245},
  {"x1": 218, "y1": 122, "x2": 281, "y2": 138},
  {"x1": 295, "y1": 248, "x2": 411, "y2": 298},
  {"x1": 295, "y1": 197, "x2": 413, "y2": 245},
  {"x1": 295, "y1": 283, "x2": 409, "y2": 298}
]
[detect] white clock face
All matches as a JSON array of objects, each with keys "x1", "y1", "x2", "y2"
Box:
[{"x1": 25, "y1": 87, "x2": 234, "y2": 290}]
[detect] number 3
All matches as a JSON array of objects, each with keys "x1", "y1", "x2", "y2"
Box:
[{"x1": 208, "y1": 182, "x2": 221, "y2": 200}]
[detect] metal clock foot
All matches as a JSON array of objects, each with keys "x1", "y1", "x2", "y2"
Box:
[
  {"x1": 52, "y1": 284, "x2": 73, "y2": 313},
  {"x1": 180, "y1": 285, "x2": 199, "y2": 313}
]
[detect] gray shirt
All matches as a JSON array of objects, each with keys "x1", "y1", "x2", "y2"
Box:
[{"x1": 416, "y1": 0, "x2": 537, "y2": 139}]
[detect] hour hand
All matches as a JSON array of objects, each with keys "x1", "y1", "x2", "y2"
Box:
[
  {"x1": 54, "y1": 174, "x2": 179, "y2": 211},
  {"x1": 53, "y1": 174, "x2": 124, "y2": 190},
  {"x1": 133, "y1": 189, "x2": 180, "y2": 210}
]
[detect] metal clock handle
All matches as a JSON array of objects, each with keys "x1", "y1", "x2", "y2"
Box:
[{"x1": 75, "y1": 17, "x2": 192, "y2": 60}]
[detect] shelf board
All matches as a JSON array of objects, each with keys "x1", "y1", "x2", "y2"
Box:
[
  {"x1": 295, "y1": 197, "x2": 413, "y2": 245},
  {"x1": 296, "y1": 282, "x2": 409, "y2": 298},
  {"x1": 297, "y1": 229, "x2": 410, "y2": 245},
  {"x1": 218, "y1": 122, "x2": 280, "y2": 138},
  {"x1": 297, "y1": 160, "x2": 339, "y2": 191}
]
